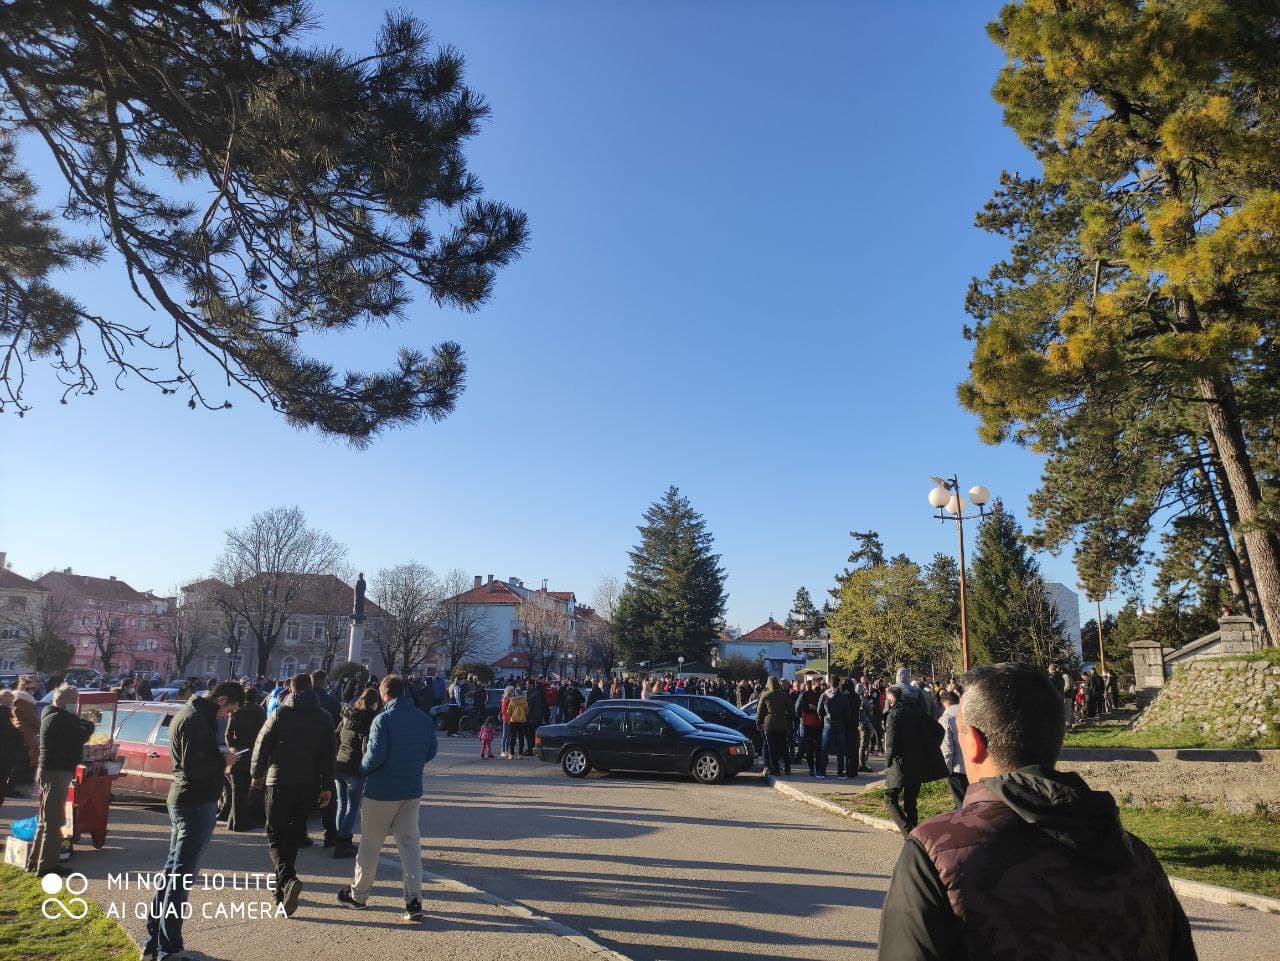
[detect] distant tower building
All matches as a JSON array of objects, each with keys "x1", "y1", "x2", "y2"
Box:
[{"x1": 1044, "y1": 582, "x2": 1082, "y2": 661}]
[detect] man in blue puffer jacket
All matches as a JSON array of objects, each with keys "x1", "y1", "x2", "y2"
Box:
[{"x1": 337, "y1": 674, "x2": 437, "y2": 921}]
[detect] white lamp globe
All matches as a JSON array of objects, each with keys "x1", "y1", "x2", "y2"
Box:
[
  {"x1": 928, "y1": 486, "x2": 951, "y2": 509},
  {"x1": 946, "y1": 494, "x2": 964, "y2": 515},
  {"x1": 968, "y1": 484, "x2": 991, "y2": 506}
]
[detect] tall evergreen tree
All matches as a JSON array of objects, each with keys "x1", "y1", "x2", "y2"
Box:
[
  {"x1": 784, "y1": 586, "x2": 824, "y2": 637},
  {"x1": 614, "y1": 487, "x2": 727, "y2": 664},
  {"x1": 962, "y1": 0, "x2": 1280, "y2": 643},
  {"x1": 0, "y1": 2, "x2": 527, "y2": 441},
  {"x1": 966, "y1": 499, "x2": 1038, "y2": 664},
  {"x1": 924, "y1": 552, "x2": 962, "y2": 644}
]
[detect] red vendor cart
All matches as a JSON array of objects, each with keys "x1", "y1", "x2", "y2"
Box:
[{"x1": 66, "y1": 690, "x2": 124, "y2": 849}]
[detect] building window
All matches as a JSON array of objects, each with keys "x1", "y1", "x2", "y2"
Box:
[
  {"x1": 280, "y1": 656, "x2": 296, "y2": 677},
  {"x1": 286, "y1": 621, "x2": 300, "y2": 641},
  {"x1": 309, "y1": 656, "x2": 321, "y2": 672},
  {"x1": 138, "y1": 617, "x2": 148, "y2": 631},
  {"x1": 1, "y1": 627, "x2": 18, "y2": 640},
  {"x1": 204, "y1": 654, "x2": 218, "y2": 675},
  {"x1": 312, "y1": 621, "x2": 324, "y2": 641},
  {"x1": 0, "y1": 657, "x2": 16, "y2": 671}
]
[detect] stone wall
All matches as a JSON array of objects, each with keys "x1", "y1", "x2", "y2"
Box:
[{"x1": 1133, "y1": 656, "x2": 1280, "y2": 746}]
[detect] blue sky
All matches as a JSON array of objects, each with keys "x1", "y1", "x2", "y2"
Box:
[{"x1": 0, "y1": 1, "x2": 1101, "y2": 629}]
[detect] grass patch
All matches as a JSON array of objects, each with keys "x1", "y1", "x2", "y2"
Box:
[
  {"x1": 1062, "y1": 724, "x2": 1280, "y2": 750},
  {"x1": 826, "y1": 784, "x2": 1280, "y2": 899},
  {"x1": 0, "y1": 864, "x2": 134, "y2": 961}
]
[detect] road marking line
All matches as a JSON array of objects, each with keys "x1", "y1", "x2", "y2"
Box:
[{"x1": 376, "y1": 854, "x2": 637, "y2": 958}]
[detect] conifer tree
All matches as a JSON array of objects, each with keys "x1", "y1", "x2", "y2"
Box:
[
  {"x1": 962, "y1": 0, "x2": 1280, "y2": 643},
  {"x1": 0, "y1": 2, "x2": 527, "y2": 442},
  {"x1": 784, "y1": 586, "x2": 824, "y2": 637},
  {"x1": 614, "y1": 487, "x2": 727, "y2": 664},
  {"x1": 967, "y1": 500, "x2": 1040, "y2": 664}
]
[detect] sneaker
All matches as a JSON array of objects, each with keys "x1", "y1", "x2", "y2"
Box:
[
  {"x1": 403, "y1": 898, "x2": 423, "y2": 922},
  {"x1": 281, "y1": 877, "x2": 302, "y2": 917},
  {"x1": 814, "y1": 773, "x2": 827, "y2": 779},
  {"x1": 337, "y1": 886, "x2": 367, "y2": 910}
]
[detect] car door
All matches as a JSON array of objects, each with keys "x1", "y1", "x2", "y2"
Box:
[
  {"x1": 625, "y1": 709, "x2": 679, "y2": 771},
  {"x1": 143, "y1": 712, "x2": 177, "y2": 797},
  {"x1": 112, "y1": 708, "x2": 163, "y2": 794},
  {"x1": 581, "y1": 708, "x2": 627, "y2": 767}
]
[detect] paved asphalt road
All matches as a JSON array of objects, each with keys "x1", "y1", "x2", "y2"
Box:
[
  {"x1": 4, "y1": 735, "x2": 1279, "y2": 960},
  {"x1": 421, "y1": 737, "x2": 1280, "y2": 961}
]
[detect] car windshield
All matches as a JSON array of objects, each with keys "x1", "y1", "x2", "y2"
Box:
[
  {"x1": 660, "y1": 702, "x2": 706, "y2": 726},
  {"x1": 658, "y1": 709, "x2": 695, "y2": 733},
  {"x1": 704, "y1": 696, "x2": 748, "y2": 718}
]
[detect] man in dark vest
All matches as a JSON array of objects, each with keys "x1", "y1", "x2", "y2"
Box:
[{"x1": 878, "y1": 662, "x2": 1195, "y2": 961}]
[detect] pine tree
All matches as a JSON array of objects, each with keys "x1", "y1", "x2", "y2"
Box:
[
  {"x1": 925, "y1": 553, "x2": 961, "y2": 644},
  {"x1": 614, "y1": 487, "x2": 727, "y2": 664},
  {"x1": 785, "y1": 586, "x2": 824, "y2": 637},
  {"x1": 962, "y1": 0, "x2": 1280, "y2": 643},
  {"x1": 966, "y1": 499, "x2": 1038, "y2": 664},
  {"x1": 0, "y1": 3, "x2": 527, "y2": 441}
]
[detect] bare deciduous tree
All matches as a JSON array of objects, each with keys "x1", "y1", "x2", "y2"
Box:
[
  {"x1": 372, "y1": 562, "x2": 442, "y2": 675},
  {"x1": 209, "y1": 506, "x2": 346, "y2": 678},
  {"x1": 9, "y1": 577, "x2": 75, "y2": 675},
  {"x1": 591, "y1": 575, "x2": 622, "y2": 621},
  {"x1": 437, "y1": 568, "x2": 491, "y2": 673},
  {"x1": 158, "y1": 585, "x2": 219, "y2": 678},
  {"x1": 515, "y1": 591, "x2": 571, "y2": 676}
]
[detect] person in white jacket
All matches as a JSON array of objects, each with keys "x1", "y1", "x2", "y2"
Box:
[{"x1": 938, "y1": 689, "x2": 968, "y2": 808}]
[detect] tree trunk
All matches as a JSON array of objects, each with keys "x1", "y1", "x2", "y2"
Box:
[
  {"x1": 1192, "y1": 439, "x2": 1252, "y2": 618},
  {"x1": 1195, "y1": 373, "x2": 1280, "y2": 645},
  {"x1": 1199, "y1": 435, "x2": 1264, "y2": 620}
]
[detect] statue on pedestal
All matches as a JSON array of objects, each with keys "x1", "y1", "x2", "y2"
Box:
[{"x1": 353, "y1": 572, "x2": 367, "y2": 622}]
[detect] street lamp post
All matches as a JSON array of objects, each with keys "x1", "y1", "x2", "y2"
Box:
[
  {"x1": 677, "y1": 655, "x2": 685, "y2": 677},
  {"x1": 927, "y1": 475, "x2": 992, "y2": 673}
]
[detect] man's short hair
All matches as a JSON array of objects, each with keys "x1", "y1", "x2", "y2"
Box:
[
  {"x1": 211, "y1": 681, "x2": 246, "y2": 705},
  {"x1": 940, "y1": 690, "x2": 958, "y2": 706},
  {"x1": 381, "y1": 674, "x2": 405, "y2": 699},
  {"x1": 311, "y1": 670, "x2": 326, "y2": 686},
  {"x1": 290, "y1": 672, "x2": 312, "y2": 693},
  {"x1": 52, "y1": 684, "x2": 78, "y2": 707},
  {"x1": 960, "y1": 662, "x2": 1065, "y2": 769}
]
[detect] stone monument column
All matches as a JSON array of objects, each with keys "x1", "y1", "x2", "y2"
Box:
[{"x1": 347, "y1": 572, "x2": 367, "y2": 665}]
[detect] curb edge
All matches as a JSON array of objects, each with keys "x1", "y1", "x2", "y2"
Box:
[{"x1": 764, "y1": 775, "x2": 1280, "y2": 915}]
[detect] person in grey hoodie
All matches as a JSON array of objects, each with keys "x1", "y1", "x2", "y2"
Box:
[{"x1": 937, "y1": 689, "x2": 967, "y2": 808}]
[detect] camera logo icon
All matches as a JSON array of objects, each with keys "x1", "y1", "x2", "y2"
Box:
[{"x1": 40, "y1": 872, "x2": 90, "y2": 920}]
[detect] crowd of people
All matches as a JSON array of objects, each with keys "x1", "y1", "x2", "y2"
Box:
[{"x1": 3, "y1": 659, "x2": 1199, "y2": 961}]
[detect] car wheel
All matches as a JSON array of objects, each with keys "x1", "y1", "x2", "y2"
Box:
[
  {"x1": 692, "y1": 750, "x2": 726, "y2": 785},
  {"x1": 561, "y1": 746, "x2": 592, "y2": 778}
]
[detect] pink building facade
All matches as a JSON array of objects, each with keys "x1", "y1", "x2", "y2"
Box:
[{"x1": 39, "y1": 570, "x2": 175, "y2": 677}]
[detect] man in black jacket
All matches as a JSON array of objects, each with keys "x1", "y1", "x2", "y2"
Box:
[
  {"x1": 224, "y1": 681, "x2": 266, "y2": 832},
  {"x1": 882, "y1": 685, "x2": 947, "y2": 836},
  {"x1": 27, "y1": 685, "x2": 94, "y2": 876},
  {"x1": 142, "y1": 681, "x2": 244, "y2": 961},
  {"x1": 878, "y1": 663, "x2": 1196, "y2": 961},
  {"x1": 310, "y1": 670, "x2": 341, "y2": 845},
  {"x1": 251, "y1": 672, "x2": 336, "y2": 917},
  {"x1": 816, "y1": 677, "x2": 854, "y2": 779}
]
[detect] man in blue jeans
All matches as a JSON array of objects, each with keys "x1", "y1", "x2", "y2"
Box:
[
  {"x1": 816, "y1": 676, "x2": 854, "y2": 779},
  {"x1": 143, "y1": 681, "x2": 245, "y2": 961}
]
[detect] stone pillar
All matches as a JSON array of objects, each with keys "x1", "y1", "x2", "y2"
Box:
[
  {"x1": 1217, "y1": 615, "x2": 1260, "y2": 655},
  {"x1": 1129, "y1": 636, "x2": 1169, "y2": 709}
]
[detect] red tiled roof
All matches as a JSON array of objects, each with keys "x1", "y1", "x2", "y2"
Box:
[
  {"x1": 548, "y1": 591, "x2": 575, "y2": 601},
  {"x1": 0, "y1": 568, "x2": 46, "y2": 593},
  {"x1": 575, "y1": 605, "x2": 608, "y2": 625},
  {"x1": 739, "y1": 617, "x2": 792, "y2": 642},
  {"x1": 442, "y1": 580, "x2": 523, "y2": 606},
  {"x1": 492, "y1": 652, "x2": 529, "y2": 669},
  {"x1": 38, "y1": 571, "x2": 150, "y2": 605}
]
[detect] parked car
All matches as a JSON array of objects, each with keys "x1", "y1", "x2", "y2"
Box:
[
  {"x1": 594, "y1": 698, "x2": 751, "y2": 761},
  {"x1": 430, "y1": 688, "x2": 504, "y2": 729},
  {"x1": 534, "y1": 699, "x2": 755, "y2": 784},
  {"x1": 62, "y1": 668, "x2": 106, "y2": 688},
  {"x1": 650, "y1": 693, "x2": 761, "y2": 750},
  {"x1": 110, "y1": 702, "x2": 185, "y2": 798}
]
